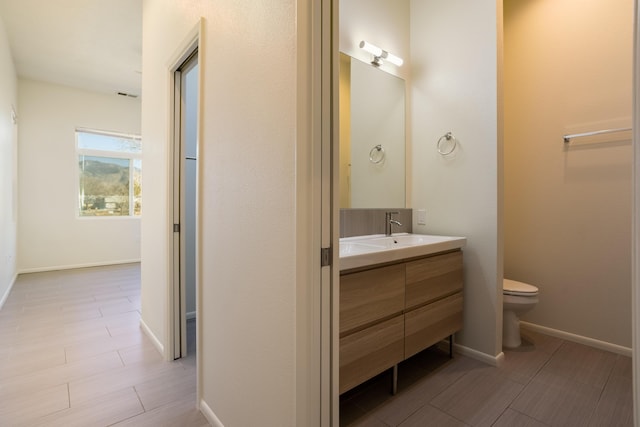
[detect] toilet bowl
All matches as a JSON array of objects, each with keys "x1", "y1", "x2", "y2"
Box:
[{"x1": 503, "y1": 279, "x2": 539, "y2": 348}]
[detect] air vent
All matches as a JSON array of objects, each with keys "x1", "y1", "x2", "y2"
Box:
[{"x1": 116, "y1": 92, "x2": 138, "y2": 98}]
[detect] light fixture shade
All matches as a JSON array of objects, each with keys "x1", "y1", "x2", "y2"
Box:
[
  {"x1": 359, "y1": 40, "x2": 403, "y2": 67},
  {"x1": 359, "y1": 40, "x2": 383, "y2": 57},
  {"x1": 384, "y1": 52, "x2": 404, "y2": 67}
]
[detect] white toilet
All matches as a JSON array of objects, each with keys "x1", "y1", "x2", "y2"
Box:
[{"x1": 503, "y1": 279, "x2": 539, "y2": 348}]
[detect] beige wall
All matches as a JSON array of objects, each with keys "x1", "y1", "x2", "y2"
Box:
[
  {"x1": 17, "y1": 79, "x2": 141, "y2": 272},
  {"x1": 141, "y1": 0, "x2": 315, "y2": 425},
  {"x1": 0, "y1": 14, "x2": 17, "y2": 306},
  {"x1": 504, "y1": 0, "x2": 633, "y2": 348},
  {"x1": 410, "y1": 0, "x2": 502, "y2": 358}
]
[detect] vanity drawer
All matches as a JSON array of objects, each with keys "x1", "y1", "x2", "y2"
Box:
[
  {"x1": 404, "y1": 292, "x2": 463, "y2": 359},
  {"x1": 405, "y1": 251, "x2": 462, "y2": 310},
  {"x1": 339, "y1": 315, "x2": 404, "y2": 394},
  {"x1": 340, "y1": 263, "x2": 405, "y2": 335}
]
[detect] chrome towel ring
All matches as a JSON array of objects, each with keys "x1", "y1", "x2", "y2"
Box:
[
  {"x1": 369, "y1": 144, "x2": 385, "y2": 164},
  {"x1": 437, "y1": 132, "x2": 457, "y2": 155}
]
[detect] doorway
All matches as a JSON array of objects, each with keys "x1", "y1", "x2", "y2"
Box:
[{"x1": 172, "y1": 49, "x2": 199, "y2": 360}]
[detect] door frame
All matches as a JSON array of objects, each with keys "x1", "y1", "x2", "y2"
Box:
[
  {"x1": 632, "y1": 0, "x2": 639, "y2": 423},
  {"x1": 171, "y1": 49, "x2": 199, "y2": 359},
  {"x1": 166, "y1": 20, "x2": 203, "y2": 370},
  {"x1": 299, "y1": 0, "x2": 338, "y2": 424}
]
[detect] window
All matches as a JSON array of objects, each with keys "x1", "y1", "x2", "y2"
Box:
[{"x1": 77, "y1": 129, "x2": 142, "y2": 217}]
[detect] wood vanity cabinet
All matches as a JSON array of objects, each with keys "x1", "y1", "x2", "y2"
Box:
[
  {"x1": 339, "y1": 263, "x2": 405, "y2": 394},
  {"x1": 404, "y1": 251, "x2": 463, "y2": 358},
  {"x1": 339, "y1": 250, "x2": 463, "y2": 394}
]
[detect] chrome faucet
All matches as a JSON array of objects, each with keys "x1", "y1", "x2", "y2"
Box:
[{"x1": 385, "y1": 211, "x2": 402, "y2": 236}]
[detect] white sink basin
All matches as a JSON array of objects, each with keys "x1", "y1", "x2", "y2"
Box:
[{"x1": 339, "y1": 233, "x2": 466, "y2": 271}]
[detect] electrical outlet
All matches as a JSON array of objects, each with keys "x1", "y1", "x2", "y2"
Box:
[{"x1": 417, "y1": 209, "x2": 427, "y2": 225}]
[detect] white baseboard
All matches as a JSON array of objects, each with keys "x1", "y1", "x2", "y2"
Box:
[
  {"x1": 521, "y1": 321, "x2": 632, "y2": 357},
  {"x1": 199, "y1": 399, "x2": 224, "y2": 427},
  {"x1": 454, "y1": 343, "x2": 505, "y2": 367},
  {"x1": 139, "y1": 318, "x2": 164, "y2": 357},
  {"x1": 186, "y1": 311, "x2": 196, "y2": 320},
  {"x1": 0, "y1": 273, "x2": 18, "y2": 312},
  {"x1": 19, "y1": 259, "x2": 141, "y2": 274}
]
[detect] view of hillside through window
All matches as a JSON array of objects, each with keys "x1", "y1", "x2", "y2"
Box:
[{"x1": 77, "y1": 130, "x2": 141, "y2": 217}]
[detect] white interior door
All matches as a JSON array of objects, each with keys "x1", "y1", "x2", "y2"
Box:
[{"x1": 172, "y1": 49, "x2": 199, "y2": 360}]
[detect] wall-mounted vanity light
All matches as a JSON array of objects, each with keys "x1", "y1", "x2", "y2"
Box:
[{"x1": 359, "y1": 40, "x2": 403, "y2": 67}]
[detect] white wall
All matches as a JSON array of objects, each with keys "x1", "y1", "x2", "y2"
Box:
[
  {"x1": 504, "y1": 0, "x2": 633, "y2": 348},
  {"x1": 340, "y1": 0, "x2": 411, "y2": 208},
  {"x1": 17, "y1": 79, "x2": 141, "y2": 272},
  {"x1": 340, "y1": 0, "x2": 502, "y2": 359},
  {"x1": 141, "y1": 1, "x2": 314, "y2": 425},
  {"x1": 0, "y1": 15, "x2": 18, "y2": 306},
  {"x1": 339, "y1": 0, "x2": 410, "y2": 80},
  {"x1": 410, "y1": 0, "x2": 502, "y2": 357}
]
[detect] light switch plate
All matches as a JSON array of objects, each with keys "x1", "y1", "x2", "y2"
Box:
[{"x1": 417, "y1": 209, "x2": 426, "y2": 225}]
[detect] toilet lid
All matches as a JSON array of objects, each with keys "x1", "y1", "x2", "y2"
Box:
[{"x1": 503, "y1": 279, "x2": 539, "y2": 296}]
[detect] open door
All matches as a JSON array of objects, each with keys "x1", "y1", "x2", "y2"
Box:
[{"x1": 172, "y1": 48, "x2": 199, "y2": 360}]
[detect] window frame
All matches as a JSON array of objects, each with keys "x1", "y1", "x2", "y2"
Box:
[{"x1": 76, "y1": 128, "x2": 142, "y2": 219}]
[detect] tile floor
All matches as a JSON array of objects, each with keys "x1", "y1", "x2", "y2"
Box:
[
  {"x1": 340, "y1": 331, "x2": 633, "y2": 426},
  {"x1": 0, "y1": 263, "x2": 207, "y2": 427},
  {"x1": 1, "y1": 264, "x2": 633, "y2": 426}
]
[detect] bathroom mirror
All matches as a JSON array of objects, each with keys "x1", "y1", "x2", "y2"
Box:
[{"x1": 339, "y1": 52, "x2": 406, "y2": 208}]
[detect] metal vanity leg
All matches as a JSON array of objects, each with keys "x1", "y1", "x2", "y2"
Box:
[
  {"x1": 449, "y1": 334, "x2": 454, "y2": 358},
  {"x1": 391, "y1": 364, "x2": 398, "y2": 395}
]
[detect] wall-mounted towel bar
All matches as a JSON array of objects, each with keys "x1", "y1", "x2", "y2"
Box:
[{"x1": 563, "y1": 127, "x2": 631, "y2": 143}]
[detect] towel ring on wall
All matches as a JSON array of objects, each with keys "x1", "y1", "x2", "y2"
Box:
[
  {"x1": 437, "y1": 132, "x2": 457, "y2": 155},
  {"x1": 369, "y1": 144, "x2": 385, "y2": 164}
]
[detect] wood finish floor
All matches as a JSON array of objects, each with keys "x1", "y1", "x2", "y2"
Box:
[
  {"x1": 341, "y1": 330, "x2": 633, "y2": 426},
  {"x1": 0, "y1": 263, "x2": 207, "y2": 427},
  {"x1": 1, "y1": 264, "x2": 633, "y2": 426}
]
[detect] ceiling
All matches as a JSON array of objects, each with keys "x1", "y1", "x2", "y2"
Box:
[{"x1": 0, "y1": 0, "x2": 142, "y2": 97}]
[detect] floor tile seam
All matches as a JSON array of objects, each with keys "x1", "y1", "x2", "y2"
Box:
[
  {"x1": 66, "y1": 382, "x2": 71, "y2": 410},
  {"x1": 594, "y1": 363, "x2": 627, "y2": 406},
  {"x1": 67, "y1": 369, "x2": 146, "y2": 403},
  {"x1": 66, "y1": 333, "x2": 148, "y2": 358},
  {"x1": 509, "y1": 374, "x2": 601, "y2": 426},
  {"x1": 529, "y1": 338, "x2": 578, "y2": 385},
  {"x1": 64, "y1": 325, "x2": 142, "y2": 347},
  {"x1": 491, "y1": 368, "x2": 538, "y2": 425},
  {"x1": 424, "y1": 361, "x2": 476, "y2": 405},
  {"x1": 0, "y1": 381, "x2": 69, "y2": 412},
  {"x1": 0, "y1": 356, "x2": 71, "y2": 383},
  {"x1": 68, "y1": 381, "x2": 141, "y2": 408},
  {"x1": 64, "y1": 340, "x2": 125, "y2": 362},
  {"x1": 132, "y1": 385, "x2": 147, "y2": 413},
  {"x1": 99, "y1": 307, "x2": 140, "y2": 318},
  {"x1": 377, "y1": 395, "x2": 429, "y2": 427},
  {"x1": 105, "y1": 410, "x2": 144, "y2": 427},
  {"x1": 509, "y1": 345, "x2": 556, "y2": 387},
  {"x1": 488, "y1": 406, "x2": 511, "y2": 427},
  {"x1": 31, "y1": 405, "x2": 73, "y2": 426},
  {"x1": 492, "y1": 407, "x2": 551, "y2": 427},
  {"x1": 491, "y1": 372, "x2": 530, "y2": 424},
  {"x1": 423, "y1": 402, "x2": 470, "y2": 427},
  {"x1": 68, "y1": 387, "x2": 146, "y2": 427},
  {"x1": 423, "y1": 369, "x2": 499, "y2": 422},
  {"x1": 67, "y1": 359, "x2": 186, "y2": 394},
  {"x1": 537, "y1": 364, "x2": 610, "y2": 392},
  {"x1": 525, "y1": 367, "x2": 605, "y2": 395}
]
